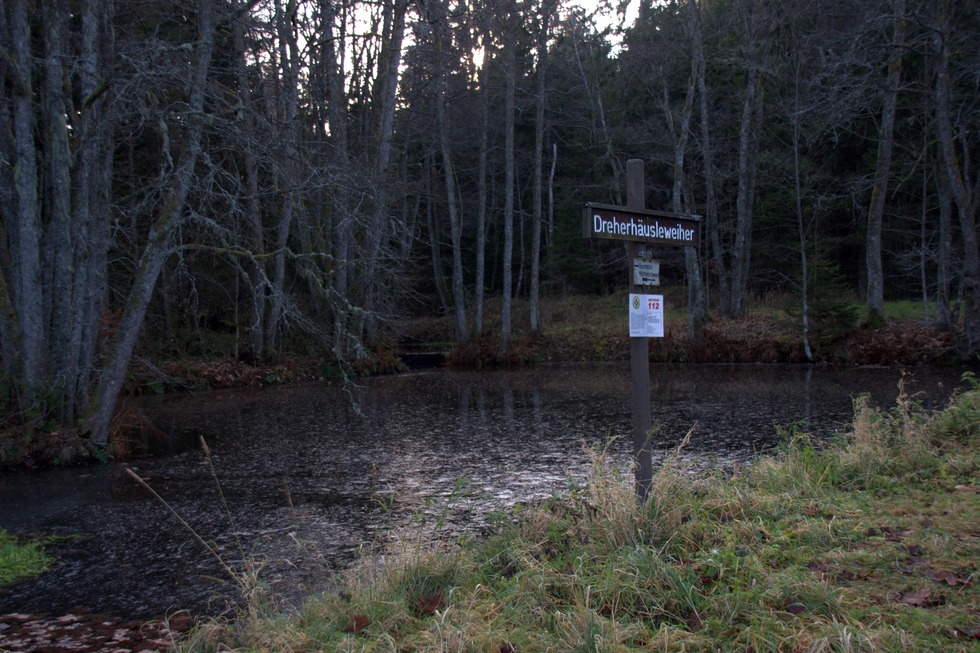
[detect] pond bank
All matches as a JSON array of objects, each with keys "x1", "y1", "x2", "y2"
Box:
[
  {"x1": 172, "y1": 376, "x2": 980, "y2": 652},
  {"x1": 0, "y1": 301, "x2": 970, "y2": 470}
]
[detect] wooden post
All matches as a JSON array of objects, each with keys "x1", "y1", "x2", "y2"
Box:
[{"x1": 626, "y1": 159, "x2": 652, "y2": 500}]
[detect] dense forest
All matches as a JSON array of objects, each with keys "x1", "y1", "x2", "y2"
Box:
[{"x1": 1, "y1": 0, "x2": 977, "y2": 445}]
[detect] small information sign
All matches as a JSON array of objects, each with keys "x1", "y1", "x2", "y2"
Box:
[
  {"x1": 628, "y1": 293, "x2": 664, "y2": 338},
  {"x1": 633, "y1": 258, "x2": 660, "y2": 286}
]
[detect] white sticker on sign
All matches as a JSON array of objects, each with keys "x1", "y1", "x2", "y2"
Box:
[
  {"x1": 633, "y1": 259, "x2": 660, "y2": 286},
  {"x1": 628, "y1": 293, "x2": 664, "y2": 338}
]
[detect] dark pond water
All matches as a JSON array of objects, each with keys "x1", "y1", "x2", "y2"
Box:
[{"x1": 0, "y1": 364, "x2": 966, "y2": 620}]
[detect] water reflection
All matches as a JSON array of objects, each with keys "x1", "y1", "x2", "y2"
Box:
[{"x1": 0, "y1": 364, "x2": 963, "y2": 620}]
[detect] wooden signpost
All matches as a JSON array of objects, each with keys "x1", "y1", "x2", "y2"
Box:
[{"x1": 582, "y1": 159, "x2": 701, "y2": 500}]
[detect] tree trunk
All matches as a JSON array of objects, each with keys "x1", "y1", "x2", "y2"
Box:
[
  {"x1": 361, "y1": 0, "x2": 408, "y2": 347},
  {"x1": 731, "y1": 1, "x2": 764, "y2": 318},
  {"x1": 865, "y1": 0, "x2": 906, "y2": 327},
  {"x1": 474, "y1": 34, "x2": 491, "y2": 337},
  {"x1": 68, "y1": 0, "x2": 112, "y2": 416},
  {"x1": 530, "y1": 1, "x2": 555, "y2": 334},
  {"x1": 234, "y1": 8, "x2": 268, "y2": 357},
  {"x1": 429, "y1": 0, "x2": 468, "y2": 343},
  {"x1": 10, "y1": 0, "x2": 45, "y2": 399},
  {"x1": 264, "y1": 0, "x2": 301, "y2": 354},
  {"x1": 320, "y1": 0, "x2": 354, "y2": 359},
  {"x1": 41, "y1": 0, "x2": 76, "y2": 418},
  {"x1": 934, "y1": 0, "x2": 980, "y2": 357},
  {"x1": 500, "y1": 9, "x2": 517, "y2": 353},
  {"x1": 936, "y1": 156, "x2": 954, "y2": 331},
  {"x1": 792, "y1": 114, "x2": 814, "y2": 362},
  {"x1": 674, "y1": 8, "x2": 707, "y2": 342},
  {"x1": 425, "y1": 154, "x2": 451, "y2": 315},
  {"x1": 689, "y1": 0, "x2": 729, "y2": 316}
]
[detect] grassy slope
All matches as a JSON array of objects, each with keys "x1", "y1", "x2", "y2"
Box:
[{"x1": 178, "y1": 378, "x2": 979, "y2": 652}]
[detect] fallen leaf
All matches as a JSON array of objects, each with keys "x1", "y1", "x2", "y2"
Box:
[
  {"x1": 900, "y1": 588, "x2": 941, "y2": 608},
  {"x1": 881, "y1": 526, "x2": 910, "y2": 541},
  {"x1": 959, "y1": 625, "x2": 980, "y2": 639},
  {"x1": 927, "y1": 569, "x2": 969, "y2": 586},
  {"x1": 344, "y1": 614, "x2": 371, "y2": 633},
  {"x1": 807, "y1": 561, "x2": 834, "y2": 573},
  {"x1": 414, "y1": 593, "x2": 444, "y2": 615},
  {"x1": 685, "y1": 611, "x2": 703, "y2": 631}
]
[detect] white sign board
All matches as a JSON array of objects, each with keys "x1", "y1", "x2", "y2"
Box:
[
  {"x1": 633, "y1": 258, "x2": 660, "y2": 286},
  {"x1": 629, "y1": 293, "x2": 664, "y2": 338}
]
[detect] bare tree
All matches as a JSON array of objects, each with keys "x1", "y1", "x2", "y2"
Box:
[
  {"x1": 730, "y1": 0, "x2": 766, "y2": 318},
  {"x1": 530, "y1": 0, "x2": 557, "y2": 334},
  {"x1": 934, "y1": 0, "x2": 979, "y2": 357},
  {"x1": 87, "y1": 0, "x2": 216, "y2": 444},
  {"x1": 689, "y1": 0, "x2": 729, "y2": 316},
  {"x1": 425, "y1": 0, "x2": 469, "y2": 343},
  {"x1": 865, "y1": 0, "x2": 907, "y2": 327}
]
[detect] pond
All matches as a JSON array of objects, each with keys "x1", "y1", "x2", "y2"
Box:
[{"x1": 0, "y1": 363, "x2": 965, "y2": 620}]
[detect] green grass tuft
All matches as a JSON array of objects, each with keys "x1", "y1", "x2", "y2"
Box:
[{"x1": 0, "y1": 530, "x2": 51, "y2": 587}]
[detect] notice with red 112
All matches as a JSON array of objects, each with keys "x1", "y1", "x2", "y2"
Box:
[{"x1": 628, "y1": 293, "x2": 664, "y2": 338}]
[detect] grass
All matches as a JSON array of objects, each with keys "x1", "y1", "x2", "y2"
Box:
[
  {"x1": 174, "y1": 374, "x2": 980, "y2": 652},
  {"x1": 0, "y1": 530, "x2": 51, "y2": 587}
]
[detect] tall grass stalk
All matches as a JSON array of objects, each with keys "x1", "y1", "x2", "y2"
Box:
[
  {"x1": 125, "y1": 467, "x2": 244, "y2": 590},
  {"x1": 199, "y1": 436, "x2": 245, "y2": 562}
]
